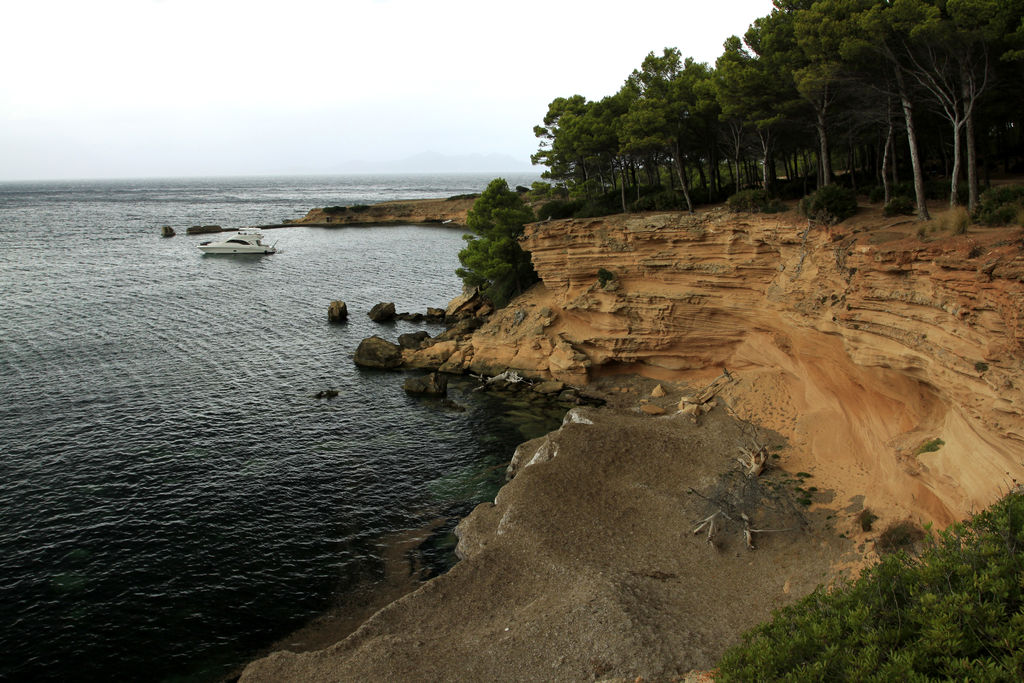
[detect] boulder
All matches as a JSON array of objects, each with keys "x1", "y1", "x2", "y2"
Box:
[
  {"x1": 640, "y1": 403, "x2": 667, "y2": 415},
  {"x1": 403, "y1": 372, "x2": 448, "y2": 396},
  {"x1": 445, "y1": 287, "x2": 485, "y2": 320},
  {"x1": 160, "y1": 225, "x2": 175, "y2": 237},
  {"x1": 397, "y1": 331, "x2": 431, "y2": 349},
  {"x1": 533, "y1": 380, "x2": 565, "y2": 395},
  {"x1": 368, "y1": 302, "x2": 396, "y2": 322},
  {"x1": 426, "y1": 307, "x2": 446, "y2": 320},
  {"x1": 327, "y1": 301, "x2": 348, "y2": 323},
  {"x1": 353, "y1": 336, "x2": 403, "y2": 369},
  {"x1": 651, "y1": 384, "x2": 666, "y2": 397}
]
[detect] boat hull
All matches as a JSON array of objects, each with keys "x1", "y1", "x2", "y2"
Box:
[{"x1": 198, "y1": 245, "x2": 276, "y2": 254}]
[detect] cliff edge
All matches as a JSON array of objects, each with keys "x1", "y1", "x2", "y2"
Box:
[{"x1": 424, "y1": 206, "x2": 1024, "y2": 527}]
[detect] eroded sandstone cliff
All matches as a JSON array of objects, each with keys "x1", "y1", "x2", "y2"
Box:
[
  {"x1": 291, "y1": 197, "x2": 475, "y2": 226},
  {"x1": 422, "y1": 207, "x2": 1024, "y2": 526}
]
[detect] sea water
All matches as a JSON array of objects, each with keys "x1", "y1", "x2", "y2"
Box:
[{"x1": 0, "y1": 173, "x2": 557, "y2": 680}]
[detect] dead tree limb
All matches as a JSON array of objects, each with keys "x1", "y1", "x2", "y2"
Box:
[{"x1": 737, "y1": 443, "x2": 769, "y2": 477}]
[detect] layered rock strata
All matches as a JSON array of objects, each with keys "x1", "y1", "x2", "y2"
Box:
[
  {"x1": 291, "y1": 197, "x2": 476, "y2": 227},
  {"x1": 407, "y1": 208, "x2": 1024, "y2": 525}
]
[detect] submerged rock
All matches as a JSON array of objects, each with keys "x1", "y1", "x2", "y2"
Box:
[
  {"x1": 353, "y1": 336, "x2": 403, "y2": 369},
  {"x1": 328, "y1": 300, "x2": 348, "y2": 323},
  {"x1": 403, "y1": 372, "x2": 448, "y2": 396}
]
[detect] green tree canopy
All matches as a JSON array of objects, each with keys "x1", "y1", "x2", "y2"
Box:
[{"x1": 456, "y1": 179, "x2": 537, "y2": 307}]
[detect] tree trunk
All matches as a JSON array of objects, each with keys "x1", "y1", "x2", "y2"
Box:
[
  {"x1": 964, "y1": 82, "x2": 979, "y2": 214},
  {"x1": 671, "y1": 139, "x2": 695, "y2": 213},
  {"x1": 848, "y1": 142, "x2": 857, "y2": 191},
  {"x1": 757, "y1": 130, "x2": 771, "y2": 192},
  {"x1": 816, "y1": 106, "x2": 832, "y2": 187},
  {"x1": 882, "y1": 117, "x2": 894, "y2": 205},
  {"x1": 950, "y1": 116, "x2": 964, "y2": 208},
  {"x1": 895, "y1": 67, "x2": 930, "y2": 221},
  {"x1": 620, "y1": 164, "x2": 628, "y2": 213}
]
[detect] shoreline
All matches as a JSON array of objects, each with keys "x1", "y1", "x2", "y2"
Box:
[
  {"x1": 239, "y1": 374, "x2": 857, "y2": 681},
  {"x1": 238, "y1": 201, "x2": 1024, "y2": 679}
]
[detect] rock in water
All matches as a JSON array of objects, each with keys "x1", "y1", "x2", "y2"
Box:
[
  {"x1": 353, "y1": 336, "x2": 403, "y2": 369},
  {"x1": 328, "y1": 301, "x2": 348, "y2": 323},
  {"x1": 397, "y1": 331, "x2": 431, "y2": 349},
  {"x1": 368, "y1": 302, "x2": 396, "y2": 322},
  {"x1": 160, "y1": 225, "x2": 175, "y2": 237},
  {"x1": 403, "y1": 372, "x2": 448, "y2": 396}
]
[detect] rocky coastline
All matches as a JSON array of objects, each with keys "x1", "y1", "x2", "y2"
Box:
[{"x1": 240, "y1": 202, "x2": 1024, "y2": 681}]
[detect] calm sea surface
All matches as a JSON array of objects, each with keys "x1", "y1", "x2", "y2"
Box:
[{"x1": 0, "y1": 173, "x2": 558, "y2": 681}]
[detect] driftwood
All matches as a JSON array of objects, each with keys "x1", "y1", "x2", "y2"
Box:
[
  {"x1": 692, "y1": 510, "x2": 730, "y2": 546},
  {"x1": 679, "y1": 369, "x2": 737, "y2": 422},
  {"x1": 737, "y1": 442, "x2": 769, "y2": 477},
  {"x1": 693, "y1": 367, "x2": 734, "y2": 403},
  {"x1": 740, "y1": 513, "x2": 792, "y2": 550}
]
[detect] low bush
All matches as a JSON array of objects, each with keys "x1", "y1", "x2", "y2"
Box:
[
  {"x1": 322, "y1": 205, "x2": 347, "y2": 215},
  {"x1": 858, "y1": 508, "x2": 879, "y2": 532},
  {"x1": 798, "y1": 185, "x2": 858, "y2": 224},
  {"x1": 916, "y1": 437, "x2": 945, "y2": 454},
  {"x1": 975, "y1": 184, "x2": 1024, "y2": 226},
  {"x1": 726, "y1": 189, "x2": 771, "y2": 213},
  {"x1": 597, "y1": 268, "x2": 614, "y2": 287},
  {"x1": 883, "y1": 196, "x2": 915, "y2": 217},
  {"x1": 876, "y1": 519, "x2": 926, "y2": 553},
  {"x1": 939, "y1": 206, "x2": 971, "y2": 234},
  {"x1": 632, "y1": 189, "x2": 687, "y2": 212},
  {"x1": 537, "y1": 199, "x2": 583, "y2": 220},
  {"x1": 717, "y1": 491, "x2": 1024, "y2": 681}
]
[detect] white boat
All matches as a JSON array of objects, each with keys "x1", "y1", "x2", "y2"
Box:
[{"x1": 198, "y1": 229, "x2": 277, "y2": 254}]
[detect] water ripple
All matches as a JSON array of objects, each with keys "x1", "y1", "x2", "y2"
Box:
[{"x1": 0, "y1": 175, "x2": 556, "y2": 681}]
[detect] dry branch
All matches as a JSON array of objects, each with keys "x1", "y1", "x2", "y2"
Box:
[{"x1": 737, "y1": 442, "x2": 769, "y2": 477}]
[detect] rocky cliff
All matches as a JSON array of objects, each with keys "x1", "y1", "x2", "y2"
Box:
[
  {"x1": 423, "y1": 207, "x2": 1024, "y2": 526},
  {"x1": 291, "y1": 196, "x2": 475, "y2": 226},
  {"x1": 241, "y1": 206, "x2": 1024, "y2": 681}
]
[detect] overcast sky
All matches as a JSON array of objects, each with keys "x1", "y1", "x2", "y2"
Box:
[{"x1": 1, "y1": 0, "x2": 776, "y2": 181}]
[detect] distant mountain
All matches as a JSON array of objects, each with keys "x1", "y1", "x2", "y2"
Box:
[{"x1": 333, "y1": 151, "x2": 535, "y2": 173}]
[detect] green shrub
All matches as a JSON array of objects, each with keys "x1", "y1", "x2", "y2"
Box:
[
  {"x1": 537, "y1": 199, "x2": 583, "y2": 220},
  {"x1": 726, "y1": 189, "x2": 771, "y2": 213},
  {"x1": 633, "y1": 189, "x2": 687, "y2": 212},
  {"x1": 975, "y1": 361, "x2": 989, "y2": 373},
  {"x1": 876, "y1": 519, "x2": 926, "y2": 553},
  {"x1": 349, "y1": 204, "x2": 371, "y2": 213},
  {"x1": 597, "y1": 268, "x2": 614, "y2": 287},
  {"x1": 799, "y1": 185, "x2": 858, "y2": 224},
  {"x1": 322, "y1": 205, "x2": 347, "y2": 215},
  {"x1": 858, "y1": 508, "x2": 879, "y2": 532},
  {"x1": 916, "y1": 438, "x2": 945, "y2": 454},
  {"x1": 867, "y1": 185, "x2": 886, "y2": 204},
  {"x1": 717, "y1": 491, "x2": 1024, "y2": 681},
  {"x1": 883, "y1": 196, "x2": 915, "y2": 217},
  {"x1": 976, "y1": 185, "x2": 1024, "y2": 226},
  {"x1": 941, "y1": 206, "x2": 972, "y2": 234}
]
